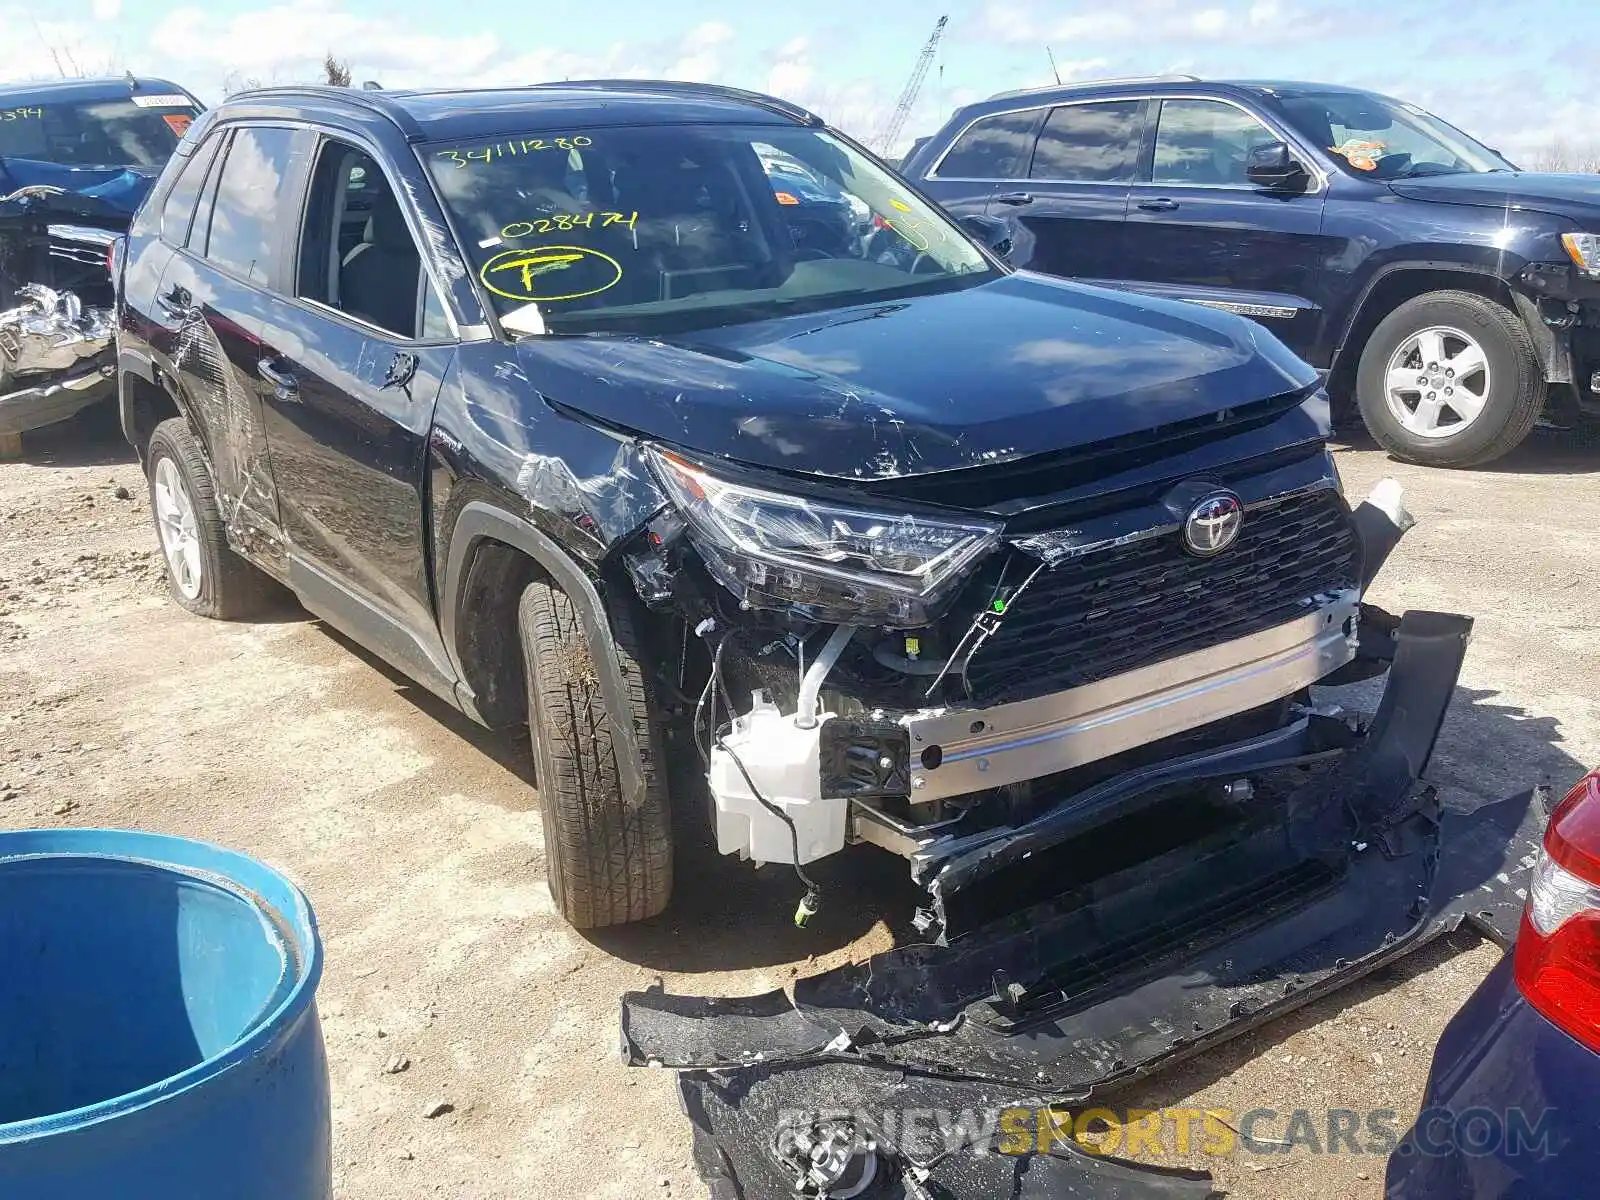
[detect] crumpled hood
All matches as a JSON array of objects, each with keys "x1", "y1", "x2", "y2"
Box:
[
  {"x1": 0, "y1": 158, "x2": 155, "y2": 218},
  {"x1": 517, "y1": 272, "x2": 1319, "y2": 481},
  {"x1": 1388, "y1": 171, "x2": 1600, "y2": 223}
]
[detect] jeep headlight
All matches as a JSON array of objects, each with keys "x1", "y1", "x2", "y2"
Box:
[
  {"x1": 646, "y1": 448, "x2": 999, "y2": 626},
  {"x1": 1561, "y1": 233, "x2": 1600, "y2": 279}
]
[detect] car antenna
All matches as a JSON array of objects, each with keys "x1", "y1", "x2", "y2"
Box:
[
  {"x1": 1045, "y1": 45, "x2": 1062, "y2": 85},
  {"x1": 361, "y1": 80, "x2": 383, "y2": 90}
]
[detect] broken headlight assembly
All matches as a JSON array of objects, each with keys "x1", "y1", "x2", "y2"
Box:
[{"x1": 645, "y1": 447, "x2": 999, "y2": 626}]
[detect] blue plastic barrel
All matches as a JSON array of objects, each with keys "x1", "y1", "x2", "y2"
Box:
[{"x1": 0, "y1": 829, "x2": 330, "y2": 1199}]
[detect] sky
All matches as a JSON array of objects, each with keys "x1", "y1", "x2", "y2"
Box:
[{"x1": 2, "y1": 0, "x2": 1597, "y2": 164}]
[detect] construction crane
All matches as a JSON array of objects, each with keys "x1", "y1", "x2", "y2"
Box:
[{"x1": 875, "y1": 14, "x2": 948, "y2": 158}]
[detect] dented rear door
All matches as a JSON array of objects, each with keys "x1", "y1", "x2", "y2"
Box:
[{"x1": 152, "y1": 123, "x2": 315, "y2": 579}]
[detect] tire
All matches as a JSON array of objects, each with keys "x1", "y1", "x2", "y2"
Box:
[
  {"x1": 145, "y1": 417, "x2": 277, "y2": 619},
  {"x1": 1356, "y1": 290, "x2": 1544, "y2": 468},
  {"x1": 518, "y1": 577, "x2": 673, "y2": 928}
]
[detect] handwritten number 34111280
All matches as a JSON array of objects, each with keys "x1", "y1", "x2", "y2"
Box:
[{"x1": 435, "y1": 136, "x2": 593, "y2": 168}]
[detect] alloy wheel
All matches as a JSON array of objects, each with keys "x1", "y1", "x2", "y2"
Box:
[
  {"x1": 152, "y1": 457, "x2": 203, "y2": 600},
  {"x1": 1383, "y1": 325, "x2": 1491, "y2": 439}
]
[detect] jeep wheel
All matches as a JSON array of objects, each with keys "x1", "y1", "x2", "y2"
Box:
[
  {"x1": 518, "y1": 577, "x2": 673, "y2": 928},
  {"x1": 1356, "y1": 290, "x2": 1544, "y2": 467},
  {"x1": 146, "y1": 417, "x2": 277, "y2": 619}
]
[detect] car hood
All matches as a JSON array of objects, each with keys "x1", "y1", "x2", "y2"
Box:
[
  {"x1": 1387, "y1": 171, "x2": 1600, "y2": 222},
  {"x1": 516, "y1": 272, "x2": 1319, "y2": 482},
  {"x1": 0, "y1": 158, "x2": 156, "y2": 218}
]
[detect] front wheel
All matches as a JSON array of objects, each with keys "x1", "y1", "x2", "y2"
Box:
[
  {"x1": 518, "y1": 578, "x2": 673, "y2": 928},
  {"x1": 1355, "y1": 290, "x2": 1544, "y2": 468}
]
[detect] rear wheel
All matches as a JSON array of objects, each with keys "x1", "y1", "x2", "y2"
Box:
[
  {"x1": 518, "y1": 577, "x2": 673, "y2": 928},
  {"x1": 146, "y1": 417, "x2": 277, "y2": 619},
  {"x1": 1356, "y1": 290, "x2": 1544, "y2": 467}
]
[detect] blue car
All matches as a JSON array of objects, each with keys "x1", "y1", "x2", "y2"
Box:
[
  {"x1": 1, "y1": 76, "x2": 202, "y2": 438},
  {"x1": 903, "y1": 76, "x2": 1600, "y2": 468},
  {"x1": 1388, "y1": 766, "x2": 1600, "y2": 1197}
]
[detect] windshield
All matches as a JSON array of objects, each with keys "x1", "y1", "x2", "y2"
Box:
[
  {"x1": 0, "y1": 95, "x2": 198, "y2": 170},
  {"x1": 1273, "y1": 91, "x2": 1514, "y2": 180},
  {"x1": 424, "y1": 123, "x2": 996, "y2": 335}
]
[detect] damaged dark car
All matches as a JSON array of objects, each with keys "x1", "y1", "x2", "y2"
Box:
[
  {"x1": 113, "y1": 81, "x2": 1544, "y2": 1197},
  {"x1": 0, "y1": 76, "x2": 200, "y2": 439}
]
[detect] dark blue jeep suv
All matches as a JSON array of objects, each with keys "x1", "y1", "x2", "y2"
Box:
[{"x1": 904, "y1": 76, "x2": 1600, "y2": 467}]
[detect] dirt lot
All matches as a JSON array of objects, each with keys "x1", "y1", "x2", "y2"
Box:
[{"x1": 2, "y1": 415, "x2": 1596, "y2": 1199}]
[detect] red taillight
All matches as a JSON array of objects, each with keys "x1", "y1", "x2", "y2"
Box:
[{"x1": 1513, "y1": 769, "x2": 1600, "y2": 1051}]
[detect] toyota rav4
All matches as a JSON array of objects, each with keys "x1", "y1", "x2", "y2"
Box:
[{"x1": 114, "y1": 83, "x2": 1540, "y2": 1196}]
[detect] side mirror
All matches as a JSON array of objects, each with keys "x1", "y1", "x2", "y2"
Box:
[
  {"x1": 957, "y1": 213, "x2": 1013, "y2": 261},
  {"x1": 1246, "y1": 141, "x2": 1309, "y2": 191}
]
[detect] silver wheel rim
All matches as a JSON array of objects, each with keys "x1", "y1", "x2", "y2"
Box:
[
  {"x1": 153, "y1": 457, "x2": 203, "y2": 601},
  {"x1": 1383, "y1": 325, "x2": 1491, "y2": 439}
]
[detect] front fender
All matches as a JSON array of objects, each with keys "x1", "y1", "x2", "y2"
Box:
[{"x1": 440, "y1": 500, "x2": 646, "y2": 809}]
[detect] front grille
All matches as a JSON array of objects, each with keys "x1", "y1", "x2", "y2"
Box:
[{"x1": 964, "y1": 487, "x2": 1359, "y2": 704}]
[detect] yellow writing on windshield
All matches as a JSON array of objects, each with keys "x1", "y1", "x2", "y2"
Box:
[
  {"x1": 0, "y1": 107, "x2": 44, "y2": 121},
  {"x1": 500, "y1": 211, "x2": 639, "y2": 238},
  {"x1": 435, "y1": 135, "x2": 592, "y2": 168},
  {"x1": 479, "y1": 244, "x2": 623, "y2": 303}
]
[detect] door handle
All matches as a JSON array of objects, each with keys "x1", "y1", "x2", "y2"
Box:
[
  {"x1": 1137, "y1": 198, "x2": 1180, "y2": 212},
  {"x1": 993, "y1": 191, "x2": 1035, "y2": 206},
  {"x1": 257, "y1": 357, "x2": 299, "y2": 402},
  {"x1": 156, "y1": 285, "x2": 195, "y2": 319}
]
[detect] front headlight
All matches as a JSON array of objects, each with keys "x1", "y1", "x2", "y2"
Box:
[
  {"x1": 1561, "y1": 233, "x2": 1600, "y2": 279},
  {"x1": 646, "y1": 448, "x2": 1000, "y2": 626}
]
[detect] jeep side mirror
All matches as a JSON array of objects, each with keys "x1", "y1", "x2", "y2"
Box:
[
  {"x1": 1246, "y1": 141, "x2": 1309, "y2": 191},
  {"x1": 957, "y1": 213, "x2": 1013, "y2": 261}
]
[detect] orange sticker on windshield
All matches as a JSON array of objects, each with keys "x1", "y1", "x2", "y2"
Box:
[
  {"x1": 162, "y1": 113, "x2": 193, "y2": 136},
  {"x1": 1331, "y1": 138, "x2": 1385, "y2": 171},
  {"x1": 479, "y1": 244, "x2": 623, "y2": 303},
  {"x1": 774, "y1": 191, "x2": 800, "y2": 205}
]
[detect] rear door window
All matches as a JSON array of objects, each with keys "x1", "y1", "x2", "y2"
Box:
[
  {"x1": 932, "y1": 109, "x2": 1040, "y2": 180},
  {"x1": 1029, "y1": 101, "x2": 1145, "y2": 182},
  {"x1": 201, "y1": 125, "x2": 301, "y2": 284},
  {"x1": 160, "y1": 134, "x2": 222, "y2": 247}
]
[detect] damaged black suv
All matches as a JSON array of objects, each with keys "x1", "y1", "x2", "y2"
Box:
[{"x1": 118, "y1": 83, "x2": 1531, "y2": 985}]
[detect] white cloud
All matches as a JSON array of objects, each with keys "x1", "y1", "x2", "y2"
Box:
[
  {"x1": 91, "y1": 0, "x2": 122, "y2": 20},
  {"x1": 0, "y1": 9, "x2": 118, "y2": 82},
  {"x1": 976, "y1": 0, "x2": 1317, "y2": 45}
]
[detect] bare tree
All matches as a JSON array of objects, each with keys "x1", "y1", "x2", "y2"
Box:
[
  {"x1": 322, "y1": 54, "x2": 352, "y2": 88},
  {"x1": 1529, "y1": 139, "x2": 1600, "y2": 173},
  {"x1": 222, "y1": 69, "x2": 267, "y2": 96}
]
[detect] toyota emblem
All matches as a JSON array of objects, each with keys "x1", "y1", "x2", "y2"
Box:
[{"x1": 1182, "y1": 491, "x2": 1244, "y2": 557}]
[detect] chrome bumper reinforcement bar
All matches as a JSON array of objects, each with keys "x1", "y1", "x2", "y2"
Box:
[{"x1": 903, "y1": 589, "x2": 1360, "y2": 802}]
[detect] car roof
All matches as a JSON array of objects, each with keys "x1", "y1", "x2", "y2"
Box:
[
  {"x1": 223, "y1": 81, "x2": 819, "y2": 142},
  {"x1": 969, "y1": 76, "x2": 1392, "y2": 113},
  {"x1": 0, "y1": 76, "x2": 196, "y2": 106}
]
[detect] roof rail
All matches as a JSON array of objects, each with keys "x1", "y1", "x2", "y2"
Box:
[
  {"x1": 544, "y1": 79, "x2": 822, "y2": 126},
  {"x1": 985, "y1": 73, "x2": 1202, "y2": 102},
  {"x1": 224, "y1": 84, "x2": 426, "y2": 138}
]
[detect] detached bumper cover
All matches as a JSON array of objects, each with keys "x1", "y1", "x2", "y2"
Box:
[
  {"x1": 0, "y1": 350, "x2": 115, "y2": 435},
  {"x1": 621, "y1": 611, "x2": 1546, "y2": 1198}
]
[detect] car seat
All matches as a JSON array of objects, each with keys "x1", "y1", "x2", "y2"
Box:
[{"x1": 341, "y1": 189, "x2": 421, "y2": 336}]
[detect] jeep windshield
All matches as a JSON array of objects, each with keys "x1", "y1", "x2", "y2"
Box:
[
  {"x1": 0, "y1": 95, "x2": 198, "y2": 170},
  {"x1": 1273, "y1": 89, "x2": 1515, "y2": 179},
  {"x1": 424, "y1": 124, "x2": 997, "y2": 335}
]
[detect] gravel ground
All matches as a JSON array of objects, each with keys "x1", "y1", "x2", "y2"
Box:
[{"x1": 1, "y1": 413, "x2": 1596, "y2": 1199}]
